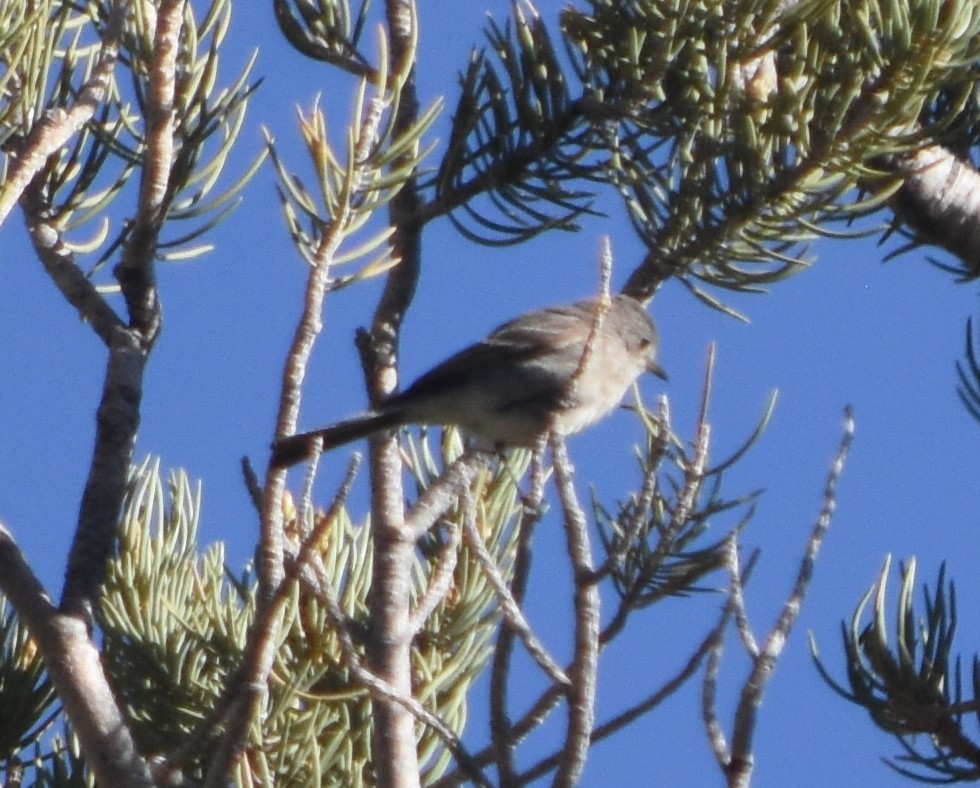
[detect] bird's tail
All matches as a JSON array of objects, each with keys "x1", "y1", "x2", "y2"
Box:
[{"x1": 270, "y1": 409, "x2": 405, "y2": 468}]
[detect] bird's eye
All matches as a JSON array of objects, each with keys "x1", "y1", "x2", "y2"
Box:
[{"x1": 639, "y1": 337, "x2": 652, "y2": 349}]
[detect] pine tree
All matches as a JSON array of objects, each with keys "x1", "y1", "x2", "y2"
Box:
[{"x1": 2, "y1": 0, "x2": 979, "y2": 784}]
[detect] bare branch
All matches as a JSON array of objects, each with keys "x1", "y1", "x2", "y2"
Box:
[
  {"x1": 551, "y1": 436, "x2": 600, "y2": 788},
  {"x1": 361, "y1": 4, "x2": 427, "y2": 765},
  {"x1": 114, "y1": 0, "x2": 182, "y2": 344},
  {"x1": 296, "y1": 435, "x2": 327, "y2": 538},
  {"x1": 60, "y1": 329, "x2": 146, "y2": 619},
  {"x1": 0, "y1": 524, "x2": 153, "y2": 787},
  {"x1": 567, "y1": 238, "x2": 614, "y2": 389},
  {"x1": 590, "y1": 396, "x2": 670, "y2": 584},
  {"x1": 726, "y1": 407, "x2": 855, "y2": 787},
  {"x1": 362, "y1": 6, "x2": 425, "y2": 773},
  {"x1": 703, "y1": 541, "x2": 762, "y2": 774},
  {"x1": 601, "y1": 352, "x2": 711, "y2": 646},
  {"x1": 727, "y1": 539, "x2": 760, "y2": 659},
  {"x1": 309, "y1": 520, "x2": 491, "y2": 788},
  {"x1": 21, "y1": 182, "x2": 122, "y2": 346},
  {"x1": 369, "y1": 0, "x2": 423, "y2": 388},
  {"x1": 408, "y1": 490, "x2": 464, "y2": 632},
  {"x1": 459, "y1": 489, "x2": 570, "y2": 688},
  {"x1": 59, "y1": 0, "x2": 183, "y2": 621},
  {"x1": 405, "y1": 451, "x2": 491, "y2": 538},
  {"x1": 516, "y1": 615, "x2": 727, "y2": 786},
  {"x1": 204, "y1": 453, "x2": 362, "y2": 787},
  {"x1": 704, "y1": 571, "x2": 734, "y2": 769},
  {"x1": 366, "y1": 467, "x2": 421, "y2": 788},
  {"x1": 490, "y1": 439, "x2": 548, "y2": 784},
  {"x1": 228, "y1": 82, "x2": 391, "y2": 784}
]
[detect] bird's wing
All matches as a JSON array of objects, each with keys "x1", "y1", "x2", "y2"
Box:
[
  {"x1": 395, "y1": 303, "x2": 594, "y2": 411},
  {"x1": 394, "y1": 339, "x2": 544, "y2": 405}
]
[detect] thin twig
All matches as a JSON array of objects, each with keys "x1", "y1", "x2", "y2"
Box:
[
  {"x1": 602, "y1": 356, "x2": 711, "y2": 646},
  {"x1": 460, "y1": 492, "x2": 570, "y2": 688},
  {"x1": 551, "y1": 436, "x2": 600, "y2": 788},
  {"x1": 568, "y1": 238, "x2": 613, "y2": 388},
  {"x1": 727, "y1": 540, "x2": 760, "y2": 658},
  {"x1": 703, "y1": 536, "x2": 738, "y2": 769},
  {"x1": 489, "y1": 438, "x2": 548, "y2": 785},
  {"x1": 264, "y1": 90, "x2": 390, "y2": 592},
  {"x1": 516, "y1": 614, "x2": 728, "y2": 785},
  {"x1": 165, "y1": 456, "x2": 359, "y2": 778},
  {"x1": 595, "y1": 622, "x2": 722, "y2": 742},
  {"x1": 654, "y1": 356, "x2": 712, "y2": 557},
  {"x1": 203, "y1": 456, "x2": 362, "y2": 787},
  {"x1": 315, "y1": 545, "x2": 492, "y2": 788},
  {"x1": 433, "y1": 683, "x2": 565, "y2": 787},
  {"x1": 590, "y1": 396, "x2": 672, "y2": 583},
  {"x1": 21, "y1": 183, "x2": 123, "y2": 346},
  {"x1": 217, "y1": 88, "x2": 391, "y2": 784},
  {"x1": 408, "y1": 493, "x2": 463, "y2": 632},
  {"x1": 726, "y1": 407, "x2": 856, "y2": 788},
  {"x1": 296, "y1": 435, "x2": 326, "y2": 539},
  {"x1": 405, "y1": 451, "x2": 491, "y2": 538},
  {"x1": 703, "y1": 538, "x2": 761, "y2": 772}
]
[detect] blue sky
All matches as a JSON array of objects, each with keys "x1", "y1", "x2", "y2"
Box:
[{"x1": 2, "y1": 1, "x2": 980, "y2": 785}]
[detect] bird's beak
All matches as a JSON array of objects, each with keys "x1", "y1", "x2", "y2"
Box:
[{"x1": 647, "y1": 360, "x2": 668, "y2": 381}]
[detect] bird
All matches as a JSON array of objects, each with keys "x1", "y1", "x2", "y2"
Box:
[{"x1": 271, "y1": 294, "x2": 666, "y2": 468}]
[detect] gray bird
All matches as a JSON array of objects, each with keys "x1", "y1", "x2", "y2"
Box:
[{"x1": 271, "y1": 294, "x2": 665, "y2": 468}]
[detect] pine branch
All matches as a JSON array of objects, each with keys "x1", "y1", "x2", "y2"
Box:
[{"x1": 0, "y1": 2, "x2": 124, "y2": 227}]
